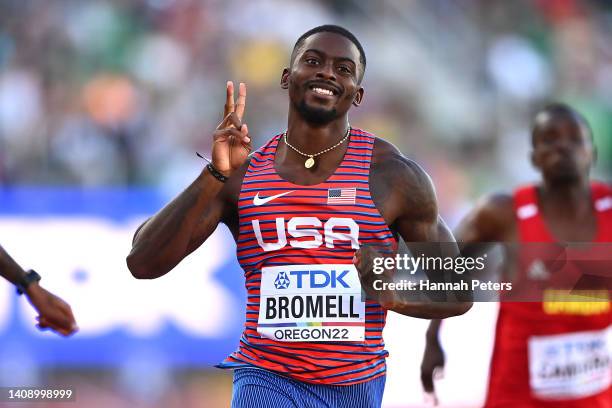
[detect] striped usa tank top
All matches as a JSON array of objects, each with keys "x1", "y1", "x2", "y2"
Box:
[{"x1": 218, "y1": 128, "x2": 398, "y2": 385}]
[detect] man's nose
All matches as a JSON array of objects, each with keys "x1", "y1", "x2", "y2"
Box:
[{"x1": 315, "y1": 62, "x2": 336, "y2": 81}]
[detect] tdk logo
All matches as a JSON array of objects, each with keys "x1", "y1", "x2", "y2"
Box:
[
  {"x1": 290, "y1": 270, "x2": 350, "y2": 289},
  {"x1": 274, "y1": 272, "x2": 290, "y2": 289}
]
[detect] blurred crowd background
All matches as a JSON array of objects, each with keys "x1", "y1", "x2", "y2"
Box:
[
  {"x1": 1, "y1": 0, "x2": 611, "y2": 407},
  {"x1": 2, "y1": 0, "x2": 611, "y2": 215}
]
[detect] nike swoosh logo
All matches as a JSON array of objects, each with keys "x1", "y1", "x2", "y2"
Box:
[{"x1": 253, "y1": 191, "x2": 294, "y2": 206}]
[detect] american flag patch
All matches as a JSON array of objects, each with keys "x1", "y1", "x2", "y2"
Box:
[{"x1": 327, "y1": 187, "x2": 357, "y2": 204}]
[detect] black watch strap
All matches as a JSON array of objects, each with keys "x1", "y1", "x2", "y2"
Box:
[
  {"x1": 16, "y1": 269, "x2": 41, "y2": 295},
  {"x1": 206, "y1": 163, "x2": 229, "y2": 183}
]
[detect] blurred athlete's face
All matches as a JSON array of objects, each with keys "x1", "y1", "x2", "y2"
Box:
[
  {"x1": 531, "y1": 112, "x2": 595, "y2": 184},
  {"x1": 281, "y1": 32, "x2": 364, "y2": 125}
]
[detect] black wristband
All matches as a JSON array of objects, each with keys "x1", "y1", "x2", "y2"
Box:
[
  {"x1": 16, "y1": 269, "x2": 41, "y2": 295},
  {"x1": 206, "y1": 163, "x2": 229, "y2": 183}
]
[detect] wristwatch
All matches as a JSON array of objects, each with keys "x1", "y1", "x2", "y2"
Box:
[{"x1": 16, "y1": 269, "x2": 41, "y2": 295}]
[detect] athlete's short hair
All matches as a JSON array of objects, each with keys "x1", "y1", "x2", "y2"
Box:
[
  {"x1": 531, "y1": 102, "x2": 594, "y2": 145},
  {"x1": 291, "y1": 25, "x2": 366, "y2": 82}
]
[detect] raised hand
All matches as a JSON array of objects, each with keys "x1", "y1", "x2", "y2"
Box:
[
  {"x1": 26, "y1": 283, "x2": 78, "y2": 337},
  {"x1": 212, "y1": 81, "x2": 252, "y2": 175}
]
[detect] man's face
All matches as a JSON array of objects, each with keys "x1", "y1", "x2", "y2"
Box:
[
  {"x1": 282, "y1": 32, "x2": 364, "y2": 125},
  {"x1": 531, "y1": 111, "x2": 594, "y2": 183}
]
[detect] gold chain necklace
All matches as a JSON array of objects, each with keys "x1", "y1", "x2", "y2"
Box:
[{"x1": 284, "y1": 126, "x2": 351, "y2": 169}]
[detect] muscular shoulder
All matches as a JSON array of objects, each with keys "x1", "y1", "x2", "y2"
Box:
[
  {"x1": 370, "y1": 137, "x2": 404, "y2": 166},
  {"x1": 370, "y1": 138, "x2": 437, "y2": 227}
]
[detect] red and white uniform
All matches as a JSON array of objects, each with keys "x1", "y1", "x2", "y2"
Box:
[
  {"x1": 219, "y1": 129, "x2": 398, "y2": 385},
  {"x1": 485, "y1": 182, "x2": 612, "y2": 407}
]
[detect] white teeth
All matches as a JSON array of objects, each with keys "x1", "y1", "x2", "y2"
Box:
[{"x1": 313, "y1": 87, "x2": 333, "y2": 96}]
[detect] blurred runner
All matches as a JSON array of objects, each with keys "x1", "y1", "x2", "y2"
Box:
[{"x1": 421, "y1": 103, "x2": 611, "y2": 407}]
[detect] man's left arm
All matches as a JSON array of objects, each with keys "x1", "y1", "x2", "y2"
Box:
[{"x1": 356, "y1": 146, "x2": 472, "y2": 318}]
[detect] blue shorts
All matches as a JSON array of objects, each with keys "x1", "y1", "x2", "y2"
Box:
[{"x1": 231, "y1": 367, "x2": 386, "y2": 408}]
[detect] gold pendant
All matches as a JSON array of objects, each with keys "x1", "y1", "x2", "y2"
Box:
[{"x1": 304, "y1": 156, "x2": 315, "y2": 168}]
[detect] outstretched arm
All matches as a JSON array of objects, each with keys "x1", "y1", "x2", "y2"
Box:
[
  {"x1": 127, "y1": 82, "x2": 252, "y2": 279},
  {"x1": 0, "y1": 245, "x2": 77, "y2": 336},
  {"x1": 0, "y1": 244, "x2": 29, "y2": 286}
]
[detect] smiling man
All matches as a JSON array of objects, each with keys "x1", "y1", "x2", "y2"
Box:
[{"x1": 127, "y1": 25, "x2": 470, "y2": 407}]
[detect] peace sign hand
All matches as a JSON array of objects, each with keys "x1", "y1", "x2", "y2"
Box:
[{"x1": 211, "y1": 81, "x2": 252, "y2": 175}]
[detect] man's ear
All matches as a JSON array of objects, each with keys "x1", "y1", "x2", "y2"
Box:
[
  {"x1": 280, "y1": 68, "x2": 290, "y2": 89},
  {"x1": 352, "y1": 87, "x2": 364, "y2": 107}
]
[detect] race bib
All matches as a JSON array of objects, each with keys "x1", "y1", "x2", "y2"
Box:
[
  {"x1": 257, "y1": 264, "x2": 365, "y2": 342},
  {"x1": 528, "y1": 327, "x2": 612, "y2": 400}
]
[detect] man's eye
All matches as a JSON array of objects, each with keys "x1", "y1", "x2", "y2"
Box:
[
  {"x1": 338, "y1": 66, "x2": 351, "y2": 74},
  {"x1": 570, "y1": 134, "x2": 585, "y2": 145},
  {"x1": 305, "y1": 58, "x2": 319, "y2": 64},
  {"x1": 542, "y1": 137, "x2": 554, "y2": 144}
]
